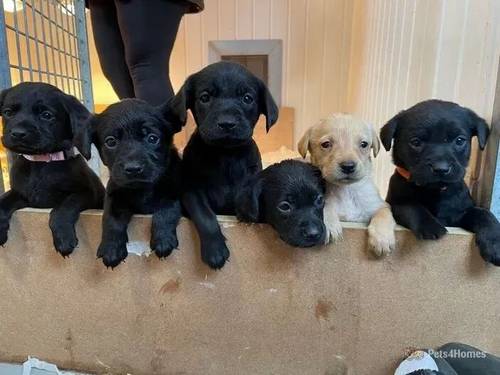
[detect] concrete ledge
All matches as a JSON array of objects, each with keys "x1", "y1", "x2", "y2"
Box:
[{"x1": 0, "y1": 209, "x2": 499, "y2": 375}]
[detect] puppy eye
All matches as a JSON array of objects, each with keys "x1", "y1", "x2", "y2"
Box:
[
  {"x1": 315, "y1": 195, "x2": 324, "y2": 207},
  {"x1": 409, "y1": 137, "x2": 422, "y2": 148},
  {"x1": 147, "y1": 134, "x2": 160, "y2": 145},
  {"x1": 242, "y1": 93, "x2": 254, "y2": 104},
  {"x1": 360, "y1": 141, "x2": 369, "y2": 149},
  {"x1": 104, "y1": 136, "x2": 118, "y2": 149},
  {"x1": 2, "y1": 108, "x2": 13, "y2": 118},
  {"x1": 277, "y1": 201, "x2": 292, "y2": 213},
  {"x1": 455, "y1": 136, "x2": 466, "y2": 146},
  {"x1": 320, "y1": 141, "x2": 332, "y2": 149},
  {"x1": 199, "y1": 92, "x2": 210, "y2": 104},
  {"x1": 40, "y1": 110, "x2": 54, "y2": 121}
]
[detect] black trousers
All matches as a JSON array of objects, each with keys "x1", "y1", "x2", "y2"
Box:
[{"x1": 89, "y1": 0, "x2": 186, "y2": 105}]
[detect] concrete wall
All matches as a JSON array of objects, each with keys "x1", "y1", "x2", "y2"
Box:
[{"x1": 0, "y1": 210, "x2": 500, "y2": 374}]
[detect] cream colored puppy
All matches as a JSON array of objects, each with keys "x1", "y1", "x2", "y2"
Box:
[{"x1": 298, "y1": 113, "x2": 396, "y2": 256}]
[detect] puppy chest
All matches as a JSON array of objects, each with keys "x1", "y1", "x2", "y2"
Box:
[
  {"x1": 325, "y1": 188, "x2": 379, "y2": 223},
  {"x1": 12, "y1": 170, "x2": 70, "y2": 207}
]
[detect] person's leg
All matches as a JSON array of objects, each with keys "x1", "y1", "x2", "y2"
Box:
[
  {"x1": 88, "y1": 0, "x2": 135, "y2": 99},
  {"x1": 114, "y1": 0, "x2": 186, "y2": 105}
]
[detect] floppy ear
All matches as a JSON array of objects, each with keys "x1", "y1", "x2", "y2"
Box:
[
  {"x1": 258, "y1": 81, "x2": 279, "y2": 132},
  {"x1": 298, "y1": 128, "x2": 311, "y2": 158},
  {"x1": 235, "y1": 176, "x2": 263, "y2": 223},
  {"x1": 60, "y1": 93, "x2": 93, "y2": 159},
  {"x1": 166, "y1": 77, "x2": 193, "y2": 127},
  {"x1": 380, "y1": 112, "x2": 401, "y2": 151},
  {"x1": 158, "y1": 97, "x2": 186, "y2": 135},
  {"x1": 370, "y1": 124, "x2": 380, "y2": 157},
  {"x1": 0, "y1": 87, "x2": 11, "y2": 110},
  {"x1": 465, "y1": 108, "x2": 489, "y2": 150}
]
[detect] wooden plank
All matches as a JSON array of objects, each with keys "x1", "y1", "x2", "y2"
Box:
[{"x1": 0, "y1": 209, "x2": 499, "y2": 375}]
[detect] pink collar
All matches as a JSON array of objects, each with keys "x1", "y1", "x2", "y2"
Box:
[{"x1": 22, "y1": 149, "x2": 76, "y2": 162}]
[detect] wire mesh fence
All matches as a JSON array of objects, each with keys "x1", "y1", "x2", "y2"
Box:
[{"x1": 0, "y1": 0, "x2": 94, "y2": 191}]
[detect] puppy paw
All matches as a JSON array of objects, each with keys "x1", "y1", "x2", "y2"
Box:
[
  {"x1": 414, "y1": 221, "x2": 447, "y2": 240},
  {"x1": 201, "y1": 240, "x2": 230, "y2": 269},
  {"x1": 0, "y1": 217, "x2": 9, "y2": 246},
  {"x1": 151, "y1": 230, "x2": 178, "y2": 259},
  {"x1": 368, "y1": 225, "x2": 395, "y2": 257},
  {"x1": 97, "y1": 241, "x2": 128, "y2": 269},
  {"x1": 52, "y1": 226, "x2": 78, "y2": 257},
  {"x1": 325, "y1": 221, "x2": 343, "y2": 244},
  {"x1": 476, "y1": 231, "x2": 500, "y2": 266}
]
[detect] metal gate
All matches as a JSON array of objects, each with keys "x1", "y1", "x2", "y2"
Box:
[{"x1": 0, "y1": 0, "x2": 94, "y2": 191}]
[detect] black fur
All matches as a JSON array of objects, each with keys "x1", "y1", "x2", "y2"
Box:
[
  {"x1": 0, "y1": 82, "x2": 104, "y2": 256},
  {"x1": 85, "y1": 99, "x2": 182, "y2": 268},
  {"x1": 381, "y1": 99, "x2": 500, "y2": 265},
  {"x1": 170, "y1": 62, "x2": 278, "y2": 269},
  {"x1": 236, "y1": 160, "x2": 326, "y2": 247}
]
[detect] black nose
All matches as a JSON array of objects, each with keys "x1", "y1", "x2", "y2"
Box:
[
  {"x1": 218, "y1": 122, "x2": 237, "y2": 131},
  {"x1": 10, "y1": 128, "x2": 27, "y2": 139},
  {"x1": 124, "y1": 162, "x2": 144, "y2": 176},
  {"x1": 340, "y1": 161, "x2": 356, "y2": 175},
  {"x1": 430, "y1": 162, "x2": 451, "y2": 176},
  {"x1": 301, "y1": 224, "x2": 322, "y2": 242}
]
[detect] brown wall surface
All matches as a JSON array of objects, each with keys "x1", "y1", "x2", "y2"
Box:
[{"x1": 0, "y1": 210, "x2": 499, "y2": 375}]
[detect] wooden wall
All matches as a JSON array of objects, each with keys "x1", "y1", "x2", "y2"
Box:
[
  {"x1": 347, "y1": 0, "x2": 500, "y2": 194},
  {"x1": 88, "y1": 0, "x2": 500, "y2": 194},
  {"x1": 88, "y1": 0, "x2": 355, "y2": 142}
]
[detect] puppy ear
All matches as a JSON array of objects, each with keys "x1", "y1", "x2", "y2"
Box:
[
  {"x1": 298, "y1": 128, "x2": 311, "y2": 158},
  {"x1": 158, "y1": 97, "x2": 186, "y2": 134},
  {"x1": 258, "y1": 81, "x2": 279, "y2": 132},
  {"x1": 75, "y1": 115, "x2": 96, "y2": 160},
  {"x1": 60, "y1": 93, "x2": 93, "y2": 159},
  {"x1": 235, "y1": 176, "x2": 263, "y2": 223},
  {"x1": 466, "y1": 108, "x2": 489, "y2": 150},
  {"x1": 380, "y1": 113, "x2": 401, "y2": 151},
  {"x1": 167, "y1": 77, "x2": 192, "y2": 126},
  {"x1": 370, "y1": 124, "x2": 381, "y2": 157},
  {"x1": 0, "y1": 87, "x2": 11, "y2": 110}
]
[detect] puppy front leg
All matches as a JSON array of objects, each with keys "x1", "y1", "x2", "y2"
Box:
[
  {"x1": 182, "y1": 191, "x2": 229, "y2": 269},
  {"x1": 150, "y1": 199, "x2": 181, "y2": 259},
  {"x1": 0, "y1": 190, "x2": 28, "y2": 245},
  {"x1": 368, "y1": 204, "x2": 396, "y2": 257},
  {"x1": 49, "y1": 193, "x2": 96, "y2": 257},
  {"x1": 391, "y1": 203, "x2": 447, "y2": 240},
  {"x1": 323, "y1": 202, "x2": 343, "y2": 244},
  {"x1": 97, "y1": 195, "x2": 133, "y2": 268},
  {"x1": 460, "y1": 207, "x2": 500, "y2": 266}
]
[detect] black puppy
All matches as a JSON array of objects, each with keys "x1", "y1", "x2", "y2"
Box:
[
  {"x1": 81, "y1": 99, "x2": 182, "y2": 268},
  {"x1": 236, "y1": 159, "x2": 326, "y2": 247},
  {"x1": 0, "y1": 82, "x2": 104, "y2": 255},
  {"x1": 169, "y1": 62, "x2": 278, "y2": 269},
  {"x1": 380, "y1": 99, "x2": 500, "y2": 265}
]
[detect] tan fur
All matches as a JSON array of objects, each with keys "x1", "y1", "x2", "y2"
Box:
[{"x1": 299, "y1": 113, "x2": 395, "y2": 256}]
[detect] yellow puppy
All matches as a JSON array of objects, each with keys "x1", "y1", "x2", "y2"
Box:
[{"x1": 298, "y1": 113, "x2": 396, "y2": 256}]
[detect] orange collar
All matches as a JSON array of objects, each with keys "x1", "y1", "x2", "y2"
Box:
[
  {"x1": 395, "y1": 166, "x2": 411, "y2": 180},
  {"x1": 396, "y1": 166, "x2": 448, "y2": 191}
]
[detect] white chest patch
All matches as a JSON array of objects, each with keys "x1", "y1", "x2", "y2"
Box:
[{"x1": 324, "y1": 178, "x2": 385, "y2": 223}]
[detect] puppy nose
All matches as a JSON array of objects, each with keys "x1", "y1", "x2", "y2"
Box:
[
  {"x1": 10, "y1": 128, "x2": 27, "y2": 139},
  {"x1": 218, "y1": 122, "x2": 237, "y2": 131},
  {"x1": 302, "y1": 224, "x2": 322, "y2": 242},
  {"x1": 124, "y1": 162, "x2": 144, "y2": 175},
  {"x1": 430, "y1": 162, "x2": 451, "y2": 176},
  {"x1": 340, "y1": 161, "x2": 356, "y2": 175}
]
